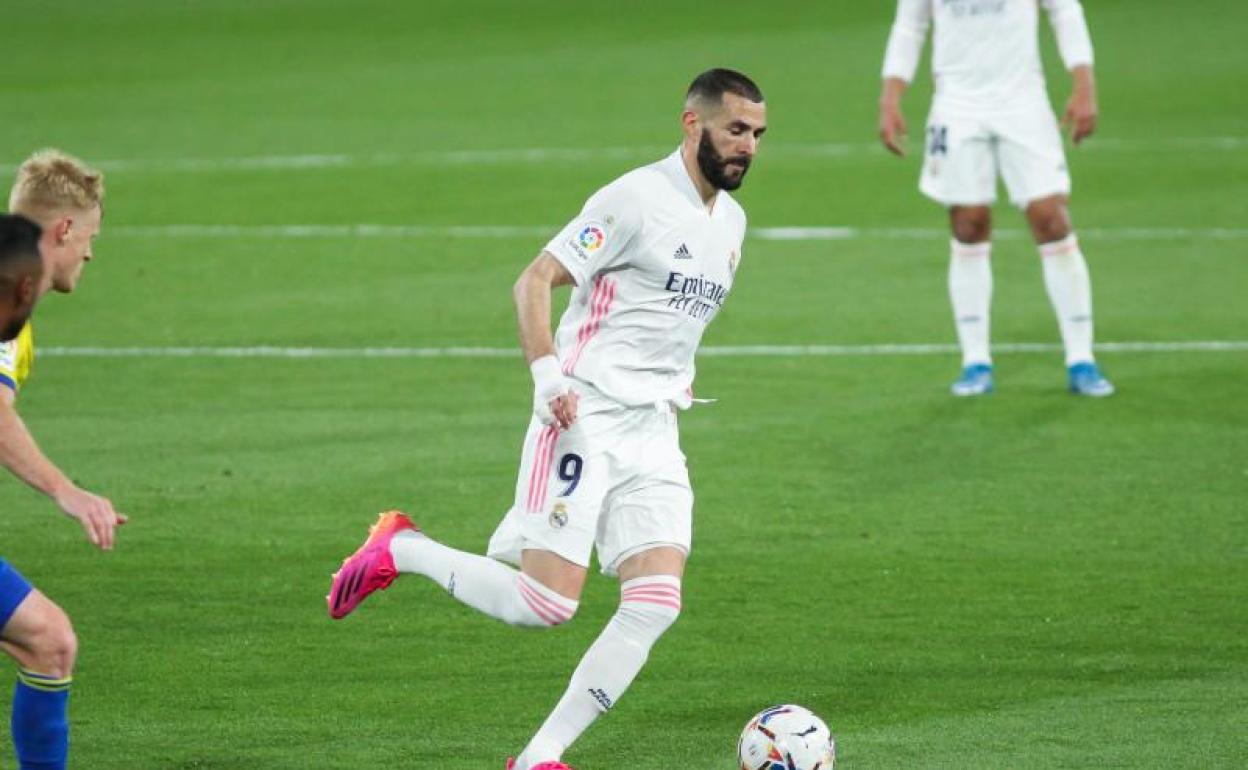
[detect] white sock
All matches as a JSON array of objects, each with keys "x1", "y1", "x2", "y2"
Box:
[
  {"x1": 948, "y1": 240, "x2": 993, "y2": 366},
  {"x1": 516, "y1": 575, "x2": 682, "y2": 769},
  {"x1": 1040, "y1": 234, "x2": 1095, "y2": 365},
  {"x1": 390, "y1": 531, "x2": 577, "y2": 627}
]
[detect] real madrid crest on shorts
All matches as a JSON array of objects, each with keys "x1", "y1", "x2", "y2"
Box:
[{"x1": 549, "y1": 502, "x2": 569, "y2": 530}]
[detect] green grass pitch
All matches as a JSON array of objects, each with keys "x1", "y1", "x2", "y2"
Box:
[{"x1": 1, "y1": 1, "x2": 1246, "y2": 767}]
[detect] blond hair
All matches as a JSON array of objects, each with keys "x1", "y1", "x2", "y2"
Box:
[{"x1": 8, "y1": 149, "x2": 105, "y2": 223}]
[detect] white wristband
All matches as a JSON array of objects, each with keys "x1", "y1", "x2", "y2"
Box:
[
  {"x1": 530, "y1": 354, "x2": 563, "y2": 391},
  {"x1": 530, "y1": 354, "x2": 568, "y2": 426}
]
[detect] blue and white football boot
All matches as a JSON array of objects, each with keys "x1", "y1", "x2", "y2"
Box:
[
  {"x1": 1068, "y1": 361, "x2": 1115, "y2": 397},
  {"x1": 951, "y1": 363, "x2": 994, "y2": 397}
]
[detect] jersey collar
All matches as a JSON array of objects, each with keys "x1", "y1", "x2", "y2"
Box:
[{"x1": 663, "y1": 146, "x2": 720, "y2": 215}]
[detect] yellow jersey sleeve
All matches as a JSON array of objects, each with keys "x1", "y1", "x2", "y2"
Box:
[{"x1": 0, "y1": 323, "x2": 34, "y2": 393}]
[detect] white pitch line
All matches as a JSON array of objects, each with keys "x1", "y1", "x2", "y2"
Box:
[
  {"x1": 38, "y1": 346, "x2": 519, "y2": 359},
  {"x1": 0, "y1": 147, "x2": 672, "y2": 175},
  {"x1": 105, "y1": 224, "x2": 1248, "y2": 241},
  {"x1": 38, "y1": 341, "x2": 1248, "y2": 360},
  {"x1": 703, "y1": 341, "x2": 1248, "y2": 355},
  {"x1": 106, "y1": 224, "x2": 554, "y2": 239},
  {"x1": 1, "y1": 136, "x2": 1243, "y2": 175},
  {"x1": 753, "y1": 225, "x2": 1248, "y2": 241}
]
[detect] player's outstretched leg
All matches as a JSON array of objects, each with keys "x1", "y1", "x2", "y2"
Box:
[
  {"x1": 1027, "y1": 196, "x2": 1114, "y2": 397},
  {"x1": 511, "y1": 550, "x2": 683, "y2": 770},
  {"x1": 1, "y1": 575, "x2": 76, "y2": 770},
  {"x1": 328, "y1": 512, "x2": 581, "y2": 627},
  {"x1": 948, "y1": 207, "x2": 995, "y2": 396}
]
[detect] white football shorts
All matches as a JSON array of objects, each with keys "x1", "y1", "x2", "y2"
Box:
[
  {"x1": 487, "y1": 384, "x2": 693, "y2": 576},
  {"x1": 919, "y1": 98, "x2": 1071, "y2": 208}
]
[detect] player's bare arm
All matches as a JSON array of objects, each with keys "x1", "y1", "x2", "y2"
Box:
[
  {"x1": 513, "y1": 251, "x2": 578, "y2": 429},
  {"x1": 1045, "y1": 0, "x2": 1097, "y2": 144},
  {"x1": 879, "y1": 77, "x2": 910, "y2": 156},
  {"x1": 879, "y1": 0, "x2": 931, "y2": 157},
  {"x1": 1063, "y1": 64, "x2": 1098, "y2": 144},
  {"x1": 0, "y1": 388, "x2": 126, "y2": 550}
]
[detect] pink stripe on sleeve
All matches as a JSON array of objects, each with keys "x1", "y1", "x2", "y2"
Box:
[
  {"x1": 563, "y1": 277, "x2": 616, "y2": 376},
  {"x1": 563, "y1": 278, "x2": 605, "y2": 375}
]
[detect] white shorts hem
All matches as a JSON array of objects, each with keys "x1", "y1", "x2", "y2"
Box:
[
  {"x1": 921, "y1": 188, "x2": 996, "y2": 209},
  {"x1": 1010, "y1": 185, "x2": 1072, "y2": 209},
  {"x1": 601, "y1": 541, "x2": 689, "y2": 577},
  {"x1": 485, "y1": 514, "x2": 593, "y2": 572}
]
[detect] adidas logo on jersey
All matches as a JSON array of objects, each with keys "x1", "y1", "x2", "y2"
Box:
[{"x1": 673, "y1": 243, "x2": 693, "y2": 260}]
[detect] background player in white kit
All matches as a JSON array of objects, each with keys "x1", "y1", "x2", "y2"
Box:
[
  {"x1": 879, "y1": 0, "x2": 1115, "y2": 397},
  {"x1": 328, "y1": 69, "x2": 767, "y2": 770}
]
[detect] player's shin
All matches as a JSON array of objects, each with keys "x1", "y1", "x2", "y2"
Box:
[
  {"x1": 948, "y1": 240, "x2": 993, "y2": 365},
  {"x1": 11, "y1": 670, "x2": 71, "y2": 770},
  {"x1": 1039, "y1": 234, "x2": 1094, "y2": 365},
  {"x1": 390, "y1": 532, "x2": 577, "y2": 627},
  {"x1": 515, "y1": 576, "x2": 682, "y2": 768}
]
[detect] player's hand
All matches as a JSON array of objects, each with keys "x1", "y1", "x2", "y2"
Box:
[
  {"x1": 1063, "y1": 87, "x2": 1098, "y2": 145},
  {"x1": 530, "y1": 354, "x2": 578, "y2": 429},
  {"x1": 54, "y1": 484, "x2": 127, "y2": 551},
  {"x1": 548, "y1": 391, "x2": 579, "y2": 430},
  {"x1": 879, "y1": 101, "x2": 908, "y2": 157}
]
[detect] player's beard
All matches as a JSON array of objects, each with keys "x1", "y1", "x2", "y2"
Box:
[{"x1": 697, "y1": 129, "x2": 751, "y2": 191}]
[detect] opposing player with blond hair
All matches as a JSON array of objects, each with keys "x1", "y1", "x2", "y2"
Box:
[
  {"x1": 1, "y1": 149, "x2": 126, "y2": 770},
  {"x1": 879, "y1": 0, "x2": 1114, "y2": 397}
]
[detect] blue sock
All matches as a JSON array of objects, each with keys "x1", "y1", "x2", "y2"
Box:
[{"x1": 11, "y1": 670, "x2": 71, "y2": 770}]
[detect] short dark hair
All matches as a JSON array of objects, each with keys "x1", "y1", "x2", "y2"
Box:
[
  {"x1": 0, "y1": 213, "x2": 43, "y2": 273},
  {"x1": 686, "y1": 68, "x2": 764, "y2": 105}
]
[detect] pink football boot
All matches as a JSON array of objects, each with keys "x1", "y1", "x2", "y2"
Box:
[
  {"x1": 327, "y1": 511, "x2": 417, "y2": 619},
  {"x1": 506, "y1": 761, "x2": 573, "y2": 770}
]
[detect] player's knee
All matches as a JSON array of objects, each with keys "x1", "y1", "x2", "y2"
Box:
[
  {"x1": 27, "y1": 611, "x2": 77, "y2": 679},
  {"x1": 1031, "y1": 215, "x2": 1070, "y2": 244},
  {"x1": 1026, "y1": 198, "x2": 1071, "y2": 244},
  {"x1": 950, "y1": 207, "x2": 992, "y2": 244}
]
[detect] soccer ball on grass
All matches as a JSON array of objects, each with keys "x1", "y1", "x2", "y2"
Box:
[{"x1": 737, "y1": 704, "x2": 835, "y2": 770}]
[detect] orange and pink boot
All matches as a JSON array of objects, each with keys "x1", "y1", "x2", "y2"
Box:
[{"x1": 327, "y1": 511, "x2": 418, "y2": 619}]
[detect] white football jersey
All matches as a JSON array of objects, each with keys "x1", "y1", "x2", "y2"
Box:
[
  {"x1": 543, "y1": 148, "x2": 747, "y2": 409},
  {"x1": 882, "y1": 0, "x2": 1094, "y2": 112}
]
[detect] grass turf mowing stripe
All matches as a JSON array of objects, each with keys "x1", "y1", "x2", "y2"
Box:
[
  {"x1": 2, "y1": 136, "x2": 1244, "y2": 174},
  {"x1": 103, "y1": 224, "x2": 1248, "y2": 241},
  {"x1": 36, "y1": 340, "x2": 1248, "y2": 359}
]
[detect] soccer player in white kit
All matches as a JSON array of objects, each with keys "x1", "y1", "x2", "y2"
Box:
[
  {"x1": 879, "y1": 0, "x2": 1115, "y2": 397},
  {"x1": 328, "y1": 69, "x2": 767, "y2": 770}
]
